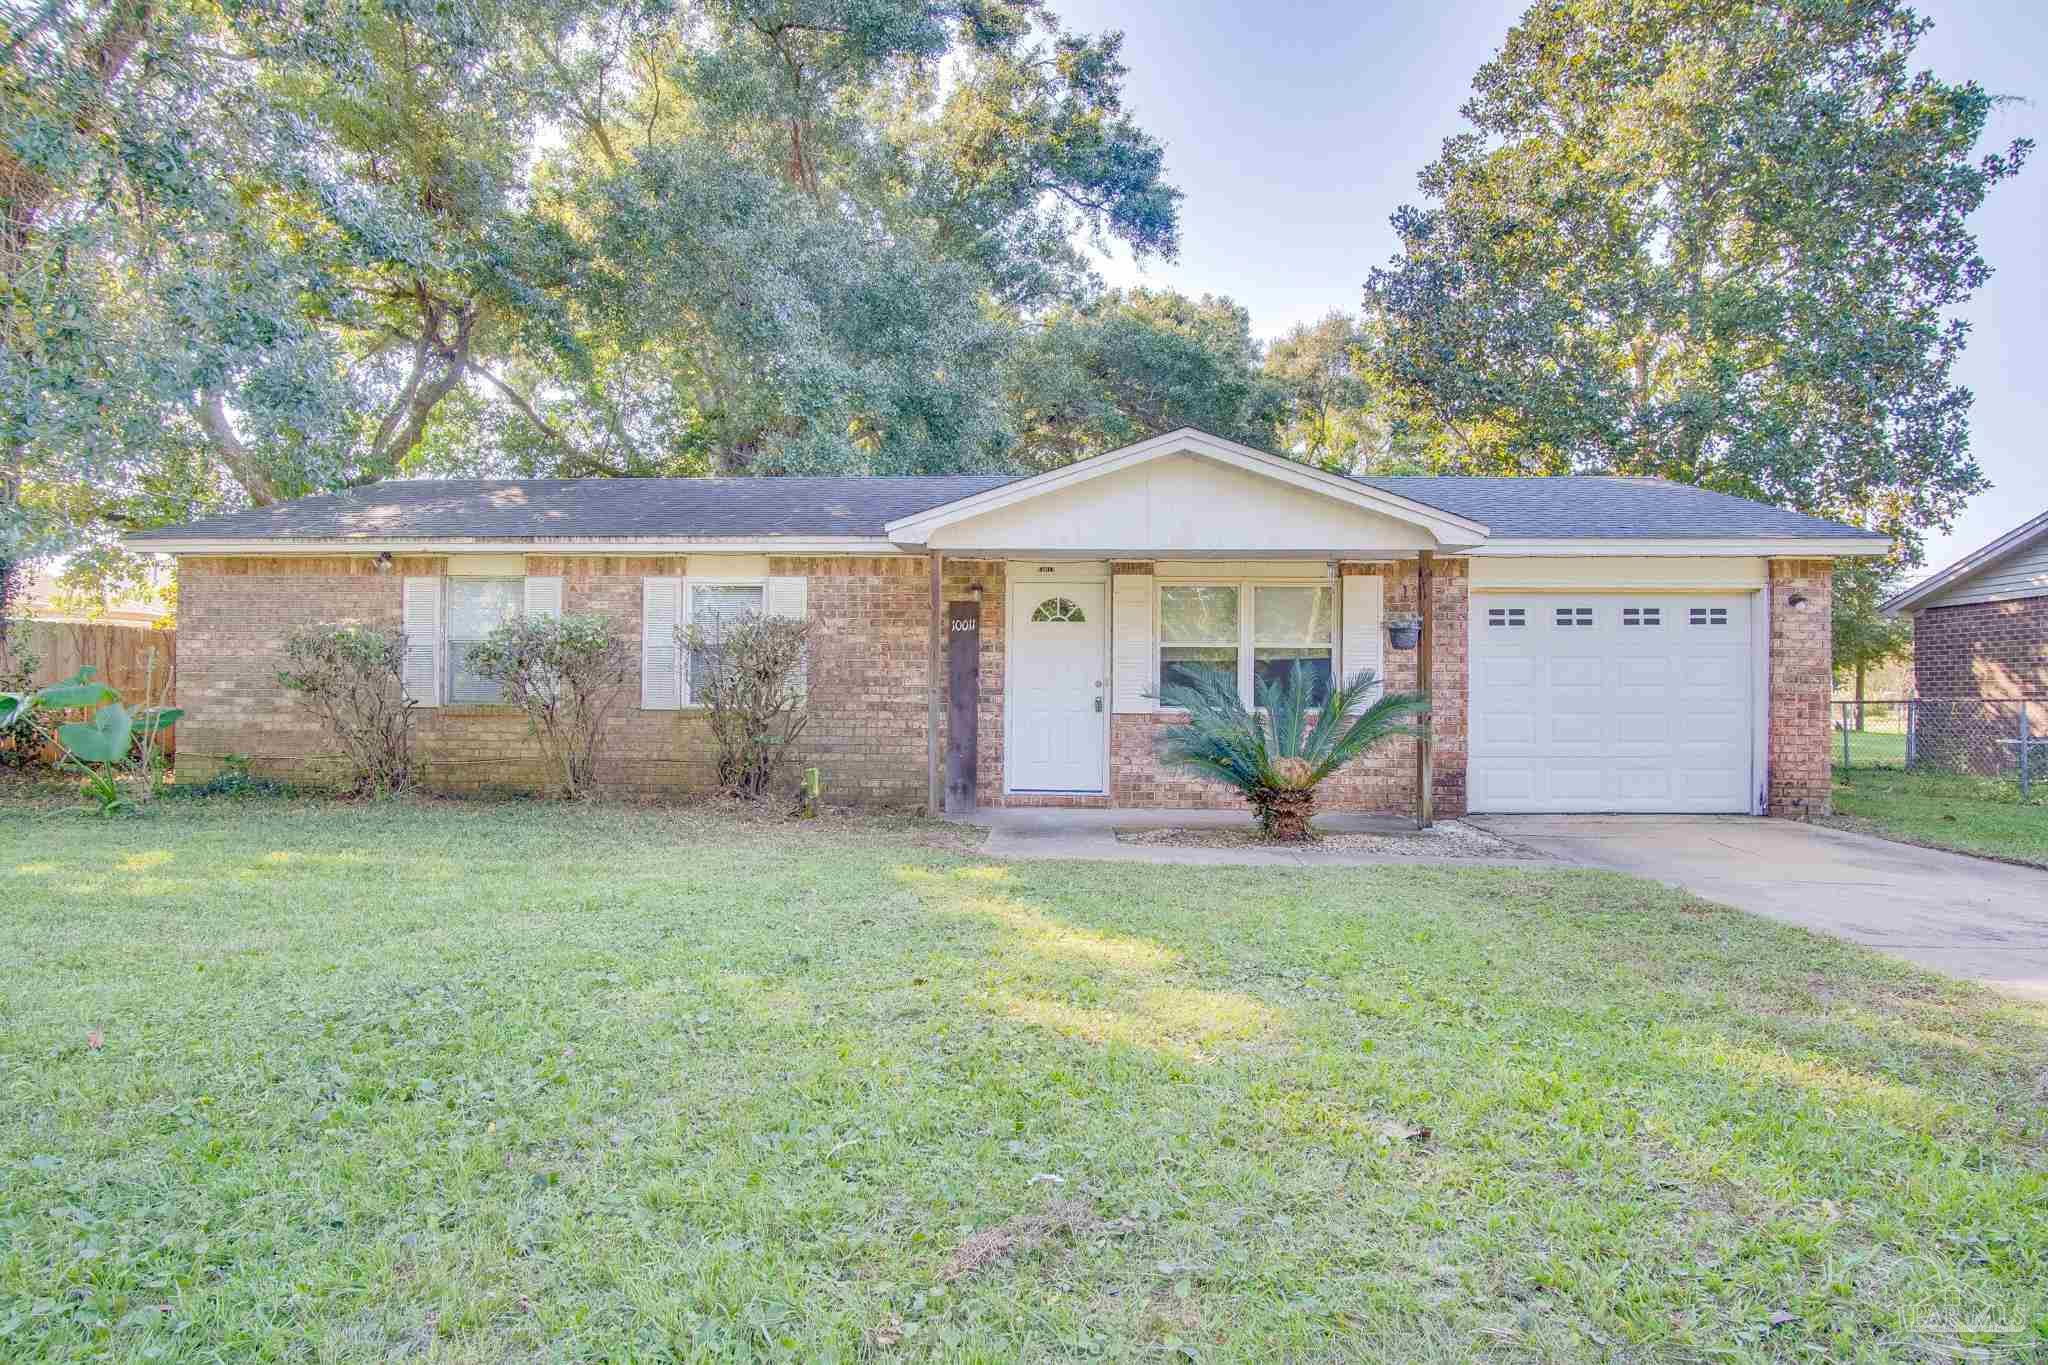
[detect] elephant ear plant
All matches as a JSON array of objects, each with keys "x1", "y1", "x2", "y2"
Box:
[
  {"x1": 0, "y1": 665, "x2": 184, "y2": 814},
  {"x1": 1153, "y1": 665, "x2": 1426, "y2": 842}
]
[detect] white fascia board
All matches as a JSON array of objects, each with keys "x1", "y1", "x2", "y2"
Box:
[
  {"x1": 124, "y1": 536, "x2": 905, "y2": 556},
  {"x1": 1881, "y1": 510, "x2": 2048, "y2": 616},
  {"x1": 883, "y1": 427, "x2": 1491, "y2": 545},
  {"x1": 1472, "y1": 537, "x2": 1890, "y2": 558}
]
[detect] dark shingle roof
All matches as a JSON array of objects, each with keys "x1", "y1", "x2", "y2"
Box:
[
  {"x1": 129, "y1": 471, "x2": 1882, "y2": 545},
  {"x1": 1354, "y1": 475, "x2": 1884, "y2": 541},
  {"x1": 128, "y1": 476, "x2": 1018, "y2": 543}
]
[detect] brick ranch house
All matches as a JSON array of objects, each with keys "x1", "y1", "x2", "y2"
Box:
[
  {"x1": 130, "y1": 429, "x2": 1887, "y2": 819},
  {"x1": 1882, "y1": 509, "x2": 2048, "y2": 771}
]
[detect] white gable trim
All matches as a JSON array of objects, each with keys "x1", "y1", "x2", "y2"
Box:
[
  {"x1": 1883, "y1": 511, "x2": 2048, "y2": 616},
  {"x1": 882, "y1": 428, "x2": 1490, "y2": 547}
]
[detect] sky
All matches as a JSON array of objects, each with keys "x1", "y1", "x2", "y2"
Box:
[{"x1": 1057, "y1": 0, "x2": 2048, "y2": 572}]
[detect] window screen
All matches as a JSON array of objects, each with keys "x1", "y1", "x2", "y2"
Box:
[
  {"x1": 1252, "y1": 585, "x2": 1333, "y2": 705},
  {"x1": 687, "y1": 583, "x2": 766, "y2": 703},
  {"x1": 446, "y1": 578, "x2": 523, "y2": 703},
  {"x1": 1158, "y1": 585, "x2": 1239, "y2": 698}
]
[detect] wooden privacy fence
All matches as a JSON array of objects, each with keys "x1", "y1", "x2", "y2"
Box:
[{"x1": 1, "y1": 620, "x2": 178, "y2": 755}]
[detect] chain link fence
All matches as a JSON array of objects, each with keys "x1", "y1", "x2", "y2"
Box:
[{"x1": 1832, "y1": 697, "x2": 2046, "y2": 797}]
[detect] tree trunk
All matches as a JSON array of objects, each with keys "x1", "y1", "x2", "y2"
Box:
[{"x1": 1257, "y1": 788, "x2": 1316, "y2": 843}]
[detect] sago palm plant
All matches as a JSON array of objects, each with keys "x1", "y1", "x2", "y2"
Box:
[{"x1": 1154, "y1": 666, "x2": 1427, "y2": 841}]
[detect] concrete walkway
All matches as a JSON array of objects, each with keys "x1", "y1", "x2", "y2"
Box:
[
  {"x1": 1467, "y1": 815, "x2": 2048, "y2": 1000},
  {"x1": 960, "y1": 807, "x2": 1554, "y2": 869}
]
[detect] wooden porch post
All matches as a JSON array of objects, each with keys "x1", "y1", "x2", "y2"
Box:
[
  {"x1": 927, "y1": 550, "x2": 944, "y2": 816},
  {"x1": 1416, "y1": 549, "x2": 1435, "y2": 828}
]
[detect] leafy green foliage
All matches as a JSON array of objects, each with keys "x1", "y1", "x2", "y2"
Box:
[
  {"x1": 2, "y1": 1, "x2": 1182, "y2": 585},
  {"x1": 1261, "y1": 312, "x2": 1431, "y2": 474},
  {"x1": 1833, "y1": 560, "x2": 1914, "y2": 695},
  {"x1": 463, "y1": 614, "x2": 633, "y2": 797},
  {"x1": 679, "y1": 611, "x2": 812, "y2": 799},
  {"x1": 277, "y1": 626, "x2": 415, "y2": 795},
  {"x1": 0, "y1": 667, "x2": 177, "y2": 813},
  {"x1": 1005, "y1": 288, "x2": 1285, "y2": 469},
  {"x1": 1363, "y1": 0, "x2": 2030, "y2": 560},
  {"x1": 1154, "y1": 665, "x2": 1426, "y2": 840}
]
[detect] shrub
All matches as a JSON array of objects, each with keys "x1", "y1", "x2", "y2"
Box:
[
  {"x1": 0, "y1": 664, "x2": 183, "y2": 814},
  {"x1": 1154, "y1": 665, "x2": 1427, "y2": 842},
  {"x1": 464, "y1": 613, "x2": 633, "y2": 798},
  {"x1": 680, "y1": 612, "x2": 810, "y2": 800},
  {"x1": 277, "y1": 625, "x2": 415, "y2": 794},
  {"x1": 0, "y1": 623, "x2": 41, "y2": 768}
]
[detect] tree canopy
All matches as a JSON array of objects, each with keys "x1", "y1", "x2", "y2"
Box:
[
  {"x1": 2, "y1": 0, "x2": 1184, "y2": 592},
  {"x1": 1362, "y1": 0, "x2": 2029, "y2": 564}
]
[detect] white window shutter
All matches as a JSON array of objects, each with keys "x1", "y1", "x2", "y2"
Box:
[
  {"x1": 1341, "y1": 572, "x2": 1385, "y2": 703},
  {"x1": 766, "y1": 575, "x2": 808, "y2": 700},
  {"x1": 1111, "y1": 573, "x2": 1156, "y2": 713},
  {"x1": 766, "y1": 575, "x2": 806, "y2": 621},
  {"x1": 401, "y1": 576, "x2": 442, "y2": 707},
  {"x1": 641, "y1": 576, "x2": 682, "y2": 710},
  {"x1": 524, "y1": 575, "x2": 563, "y2": 620}
]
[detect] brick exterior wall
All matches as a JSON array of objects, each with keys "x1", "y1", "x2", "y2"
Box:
[
  {"x1": 1909, "y1": 596, "x2": 2048, "y2": 776},
  {"x1": 1766, "y1": 558, "x2": 1834, "y2": 817},
  {"x1": 1911, "y1": 596, "x2": 2048, "y2": 699},
  {"x1": 174, "y1": 553, "x2": 992, "y2": 807},
  {"x1": 176, "y1": 548, "x2": 1831, "y2": 821}
]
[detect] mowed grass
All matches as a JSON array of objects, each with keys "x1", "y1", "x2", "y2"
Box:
[
  {"x1": 1831, "y1": 761, "x2": 2048, "y2": 868},
  {"x1": 2, "y1": 798, "x2": 2046, "y2": 1363}
]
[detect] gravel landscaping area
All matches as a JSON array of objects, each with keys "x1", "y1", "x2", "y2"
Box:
[{"x1": 1115, "y1": 818, "x2": 1546, "y2": 858}]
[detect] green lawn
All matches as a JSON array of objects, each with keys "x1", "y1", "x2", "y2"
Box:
[
  {"x1": 3, "y1": 797, "x2": 2046, "y2": 1362},
  {"x1": 1832, "y1": 727, "x2": 1909, "y2": 769},
  {"x1": 1831, "y1": 764, "x2": 2048, "y2": 868}
]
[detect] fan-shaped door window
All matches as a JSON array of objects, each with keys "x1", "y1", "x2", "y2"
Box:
[{"x1": 1030, "y1": 596, "x2": 1087, "y2": 623}]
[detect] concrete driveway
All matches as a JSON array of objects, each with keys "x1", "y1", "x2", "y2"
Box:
[{"x1": 1467, "y1": 815, "x2": 2048, "y2": 999}]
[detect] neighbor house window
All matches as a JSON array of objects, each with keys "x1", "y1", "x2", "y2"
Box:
[
  {"x1": 1252, "y1": 585, "x2": 1333, "y2": 705},
  {"x1": 1158, "y1": 581, "x2": 1333, "y2": 707},
  {"x1": 686, "y1": 581, "x2": 765, "y2": 704},
  {"x1": 446, "y1": 577, "x2": 523, "y2": 703},
  {"x1": 1157, "y1": 584, "x2": 1239, "y2": 697}
]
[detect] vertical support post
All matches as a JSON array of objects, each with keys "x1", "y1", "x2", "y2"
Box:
[
  {"x1": 2021, "y1": 700, "x2": 2032, "y2": 800},
  {"x1": 1416, "y1": 550, "x2": 1435, "y2": 829},
  {"x1": 927, "y1": 550, "x2": 944, "y2": 817}
]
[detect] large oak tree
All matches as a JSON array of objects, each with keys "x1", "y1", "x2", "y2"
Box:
[{"x1": 1363, "y1": 0, "x2": 2029, "y2": 564}]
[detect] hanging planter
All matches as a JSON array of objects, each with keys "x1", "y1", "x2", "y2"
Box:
[{"x1": 1386, "y1": 614, "x2": 1422, "y2": 650}]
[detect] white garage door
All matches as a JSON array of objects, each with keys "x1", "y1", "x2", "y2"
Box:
[{"x1": 1468, "y1": 595, "x2": 1756, "y2": 813}]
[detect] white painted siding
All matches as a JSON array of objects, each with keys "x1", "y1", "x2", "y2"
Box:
[
  {"x1": 1472, "y1": 556, "x2": 1766, "y2": 592},
  {"x1": 1918, "y1": 535, "x2": 2048, "y2": 610},
  {"x1": 927, "y1": 454, "x2": 1441, "y2": 554}
]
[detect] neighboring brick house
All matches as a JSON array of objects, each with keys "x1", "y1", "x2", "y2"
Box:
[
  {"x1": 130, "y1": 428, "x2": 1887, "y2": 819},
  {"x1": 1883, "y1": 510, "x2": 2048, "y2": 774}
]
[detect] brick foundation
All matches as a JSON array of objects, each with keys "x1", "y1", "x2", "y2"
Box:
[{"x1": 1767, "y1": 558, "x2": 1834, "y2": 817}]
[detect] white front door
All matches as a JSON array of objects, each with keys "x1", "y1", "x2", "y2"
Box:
[
  {"x1": 1009, "y1": 581, "x2": 1108, "y2": 792},
  {"x1": 1468, "y1": 594, "x2": 1755, "y2": 813}
]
